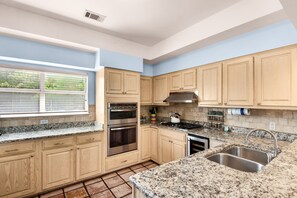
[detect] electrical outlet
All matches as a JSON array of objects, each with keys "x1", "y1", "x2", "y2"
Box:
[
  {"x1": 40, "y1": 120, "x2": 48, "y2": 124},
  {"x1": 269, "y1": 122, "x2": 276, "y2": 130}
]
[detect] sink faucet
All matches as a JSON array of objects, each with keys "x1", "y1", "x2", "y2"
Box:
[{"x1": 245, "y1": 129, "x2": 279, "y2": 158}]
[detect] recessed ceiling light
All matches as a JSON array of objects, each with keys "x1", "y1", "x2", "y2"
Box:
[{"x1": 84, "y1": 10, "x2": 106, "y2": 22}]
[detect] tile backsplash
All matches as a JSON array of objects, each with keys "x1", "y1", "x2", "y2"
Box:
[
  {"x1": 0, "y1": 105, "x2": 96, "y2": 127},
  {"x1": 141, "y1": 104, "x2": 297, "y2": 134}
]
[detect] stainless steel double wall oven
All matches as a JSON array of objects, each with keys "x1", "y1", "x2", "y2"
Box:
[{"x1": 107, "y1": 103, "x2": 138, "y2": 156}]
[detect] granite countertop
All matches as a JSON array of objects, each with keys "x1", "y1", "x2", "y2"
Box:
[
  {"x1": 0, "y1": 125, "x2": 104, "y2": 144},
  {"x1": 132, "y1": 124, "x2": 295, "y2": 197}
]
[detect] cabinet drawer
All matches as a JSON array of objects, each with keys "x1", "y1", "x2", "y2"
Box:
[
  {"x1": 159, "y1": 129, "x2": 186, "y2": 142},
  {"x1": 0, "y1": 141, "x2": 35, "y2": 156},
  {"x1": 77, "y1": 133, "x2": 102, "y2": 145},
  {"x1": 105, "y1": 151, "x2": 139, "y2": 171},
  {"x1": 42, "y1": 137, "x2": 75, "y2": 150}
]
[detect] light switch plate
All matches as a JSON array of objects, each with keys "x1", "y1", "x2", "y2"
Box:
[{"x1": 40, "y1": 120, "x2": 48, "y2": 124}]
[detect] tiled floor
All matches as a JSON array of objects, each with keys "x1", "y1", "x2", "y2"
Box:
[{"x1": 37, "y1": 161, "x2": 158, "y2": 198}]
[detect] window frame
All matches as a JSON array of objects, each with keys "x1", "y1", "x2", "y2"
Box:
[{"x1": 0, "y1": 66, "x2": 89, "y2": 118}]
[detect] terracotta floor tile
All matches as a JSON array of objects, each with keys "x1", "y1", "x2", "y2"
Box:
[
  {"x1": 50, "y1": 194, "x2": 65, "y2": 198},
  {"x1": 146, "y1": 163, "x2": 158, "y2": 169},
  {"x1": 130, "y1": 164, "x2": 144, "y2": 170},
  {"x1": 127, "y1": 181, "x2": 133, "y2": 188},
  {"x1": 142, "y1": 161, "x2": 154, "y2": 166},
  {"x1": 64, "y1": 183, "x2": 84, "y2": 192},
  {"x1": 116, "y1": 168, "x2": 131, "y2": 175},
  {"x1": 91, "y1": 190, "x2": 115, "y2": 198},
  {"x1": 122, "y1": 193, "x2": 132, "y2": 198},
  {"x1": 119, "y1": 171, "x2": 135, "y2": 182},
  {"x1": 84, "y1": 177, "x2": 102, "y2": 186},
  {"x1": 104, "y1": 175, "x2": 125, "y2": 188},
  {"x1": 86, "y1": 181, "x2": 108, "y2": 195},
  {"x1": 102, "y1": 172, "x2": 117, "y2": 180},
  {"x1": 65, "y1": 187, "x2": 87, "y2": 198},
  {"x1": 111, "y1": 183, "x2": 131, "y2": 198},
  {"x1": 133, "y1": 167, "x2": 148, "y2": 173},
  {"x1": 40, "y1": 189, "x2": 63, "y2": 198}
]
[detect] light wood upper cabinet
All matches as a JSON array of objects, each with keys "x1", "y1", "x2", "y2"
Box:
[
  {"x1": 153, "y1": 75, "x2": 169, "y2": 105},
  {"x1": 0, "y1": 154, "x2": 36, "y2": 197},
  {"x1": 140, "y1": 127, "x2": 151, "y2": 160},
  {"x1": 223, "y1": 56, "x2": 254, "y2": 106},
  {"x1": 76, "y1": 142, "x2": 102, "y2": 180},
  {"x1": 140, "y1": 76, "x2": 153, "y2": 105},
  {"x1": 42, "y1": 147, "x2": 75, "y2": 189},
  {"x1": 198, "y1": 63, "x2": 223, "y2": 106},
  {"x1": 255, "y1": 47, "x2": 297, "y2": 107},
  {"x1": 168, "y1": 69, "x2": 196, "y2": 91},
  {"x1": 106, "y1": 68, "x2": 140, "y2": 95}
]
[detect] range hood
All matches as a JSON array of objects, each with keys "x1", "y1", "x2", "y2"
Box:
[{"x1": 163, "y1": 92, "x2": 198, "y2": 103}]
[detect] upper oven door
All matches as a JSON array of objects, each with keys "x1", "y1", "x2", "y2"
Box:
[{"x1": 108, "y1": 104, "x2": 137, "y2": 125}]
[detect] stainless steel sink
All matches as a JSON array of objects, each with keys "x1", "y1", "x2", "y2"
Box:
[
  {"x1": 207, "y1": 153, "x2": 264, "y2": 173},
  {"x1": 223, "y1": 146, "x2": 270, "y2": 165}
]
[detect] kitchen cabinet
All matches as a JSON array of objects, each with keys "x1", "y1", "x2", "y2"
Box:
[
  {"x1": 255, "y1": 47, "x2": 297, "y2": 107},
  {"x1": 105, "y1": 151, "x2": 139, "y2": 172},
  {"x1": 159, "y1": 129, "x2": 186, "y2": 164},
  {"x1": 76, "y1": 134, "x2": 103, "y2": 180},
  {"x1": 198, "y1": 63, "x2": 223, "y2": 106},
  {"x1": 168, "y1": 68, "x2": 196, "y2": 91},
  {"x1": 150, "y1": 128, "x2": 159, "y2": 162},
  {"x1": 140, "y1": 76, "x2": 153, "y2": 105},
  {"x1": 106, "y1": 68, "x2": 140, "y2": 95},
  {"x1": 0, "y1": 141, "x2": 37, "y2": 198},
  {"x1": 140, "y1": 127, "x2": 151, "y2": 160},
  {"x1": 153, "y1": 75, "x2": 169, "y2": 105},
  {"x1": 223, "y1": 56, "x2": 254, "y2": 106}
]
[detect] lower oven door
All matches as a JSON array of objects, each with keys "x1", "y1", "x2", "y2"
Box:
[{"x1": 108, "y1": 125, "x2": 137, "y2": 156}]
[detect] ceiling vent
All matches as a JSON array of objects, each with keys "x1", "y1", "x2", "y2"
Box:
[{"x1": 84, "y1": 10, "x2": 106, "y2": 22}]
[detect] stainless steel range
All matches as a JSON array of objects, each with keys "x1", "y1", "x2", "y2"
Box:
[{"x1": 107, "y1": 103, "x2": 137, "y2": 156}]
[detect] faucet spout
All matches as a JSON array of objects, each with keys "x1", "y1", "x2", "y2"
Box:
[{"x1": 245, "y1": 129, "x2": 278, "y2": 157}]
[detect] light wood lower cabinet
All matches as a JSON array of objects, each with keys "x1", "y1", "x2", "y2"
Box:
[
  {"x1": 150, "y1": 128, "x2": 159, "y2": 162},
  {"x1": 0, "y1": 153, "x2": 36, "y2": 198},
  {"x1": 140, "y1": 127, "x2": 151, "y2": 160},
  {"x1": 42, "y1": 147, "x2": 75, "y2": 189},
  {"x1": 159, "y1": 136, "x2": 172, "y2": 164},
  {"x1": 76, "y1": 142, "x2": 102, "y2": 180},
  {"x1": 105, "y1": 151, "x2": 139, "y2": 172}
]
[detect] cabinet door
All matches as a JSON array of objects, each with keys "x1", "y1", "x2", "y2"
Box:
[
  {"x1": 150, "y1": 128, "x2": 158, "y2": 163},
  {"x1": 141, "y1": 128, "x2": 151, "y2": 160},
  {"x1": 168, "y1": 72, "x2": 182, "y2": 91},
  {"x1": 223, "y1": 56, "x2": 254, "y2": 106},
  {"x1": 255, "y1": 47, "x2": 297, "y2": 107},
  {"x1": 140, "y1": 77, "x2": 153, "y2": 104},
  {"x1": 42, "y1": 147, "x2": 75, "y2": 189},
  {"x1": 172, "y1": 141, "x2": 186, "y2": 161},
  {"x1": 0, "y1": 154, "x2": 35, "y2": 197},
  {"x1": 124, "y1": 71, "x2": 140, "y2": 95},
  {"x1": 198, "y1": 63, "x2": 222, "y2": 106},
  {"x1": 106, "y1": 69, "x2": 124, "y2": 94},
  {"x1": 182, "y1": 68, "x2": 196, "y2": 90},
  {"x1": 159, "y1": 136, "x2": 172, "y2": 164},
  {"x1": 153, "y1": 75, "x2": 169, "y2": 105},
  {"x1": 76, "y1": 142, "x2": 102, "y2": 180}
]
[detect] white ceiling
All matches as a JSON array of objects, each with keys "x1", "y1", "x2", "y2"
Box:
[{"x1": 1, "y1": 0, "x2": 240, "y2": 46}]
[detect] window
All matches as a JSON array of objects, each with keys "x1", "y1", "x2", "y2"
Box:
[{"x1": 0, "y1": 67, "x2": 88, "y2": 117}]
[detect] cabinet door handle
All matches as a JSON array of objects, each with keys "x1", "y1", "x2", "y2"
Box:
[
  {"x1": 87, "y1": 138, "x2": 95, "y2": 142},
  {"x1": 54, "y1": 142, "x2": 64, "y2": 146},
  {"x1": 5, "y1": 149, "x2": 19, "y2": 153},
  {"x1": 121, "y1": 160, "x2": 127, "y2": 163},
  {"x1": 224, "y1": 103, "x2": 227, "y2": 105},
  {"x1": 257, "y1": 103, "x2": 261, "y2": 105}
]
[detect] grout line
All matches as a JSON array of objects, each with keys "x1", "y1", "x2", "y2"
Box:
[
  {"x1": 101, "y1": 176, "x2": 117, "y2": 198},
  {"x1": 82, "y1": 182, "x2": 91, "y2": 197}
]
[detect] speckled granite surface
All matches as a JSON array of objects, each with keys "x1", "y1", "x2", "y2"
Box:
[
  {"x1": 133, "y1": 124, "x2": 295, "y2": 197},
  {"x1": 0, "y1": 124, "x2": 104, "y2": 144},
  {"x1": 131, "y1": 140, "x2": 297, "y2": 197}
]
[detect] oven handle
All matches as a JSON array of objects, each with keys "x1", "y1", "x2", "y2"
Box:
[
  {"x1": 110, "y1": 126, "x2": 136, "y2": 131},
  {"x1": 110, "y1": 109, "x2": 136, "y2": 112}
]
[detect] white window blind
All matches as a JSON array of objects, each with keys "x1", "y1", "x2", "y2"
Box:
[{"x1": 0, "y1": 67, "x2": 88, "y2": 117}]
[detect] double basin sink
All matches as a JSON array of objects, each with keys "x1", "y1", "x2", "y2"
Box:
[{"x1": 207, "y1": 146, "x2": 272, "y2": 173}]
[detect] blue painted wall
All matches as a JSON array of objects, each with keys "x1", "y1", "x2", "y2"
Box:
[
  {"x1": 153, "y1": 20, "x2": 297, "y2": 76},
  {"x1": 141, "y1": 63, "x2": 153, "y2": 76},
  {"x1": 99, "y1": 49, "x2": 143, "y2": 72}
]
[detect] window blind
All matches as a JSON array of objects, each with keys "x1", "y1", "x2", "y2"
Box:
[{"x1": 0, "y1": 67, "x2": 88, "y2": 117}]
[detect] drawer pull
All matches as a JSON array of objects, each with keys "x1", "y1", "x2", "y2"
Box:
[
  {"x1": 121, "y1": 160, "x2": 128, "y2": 163},
  {"x1": 54, "y1": 142, "x2": 64, "y2": 146},
  {"x1": 5, "y1": 149, "x2": 19, "y2": 153}
]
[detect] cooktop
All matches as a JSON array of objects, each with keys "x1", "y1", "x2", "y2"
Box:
[{"x1": 160, "y1": 122, "x2": 203, "y2": 130}]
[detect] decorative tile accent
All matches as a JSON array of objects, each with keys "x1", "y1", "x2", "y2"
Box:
[
  {"x1": 86, "y1": 181, "x2": 108, "y2": 195},
  {"x1": 110, "y1": 183, "x2": 132, "y2": 198},
  {"x1": 104, "y1": 176, "x2": 125, "y2": 188}
]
